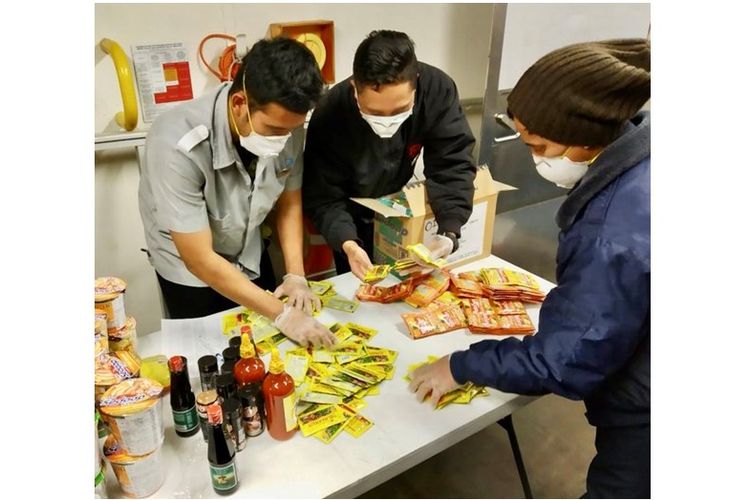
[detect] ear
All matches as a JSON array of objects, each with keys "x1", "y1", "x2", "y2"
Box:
[{"x1": 229, "y1": 91, "x2": 246, "y2": 110}]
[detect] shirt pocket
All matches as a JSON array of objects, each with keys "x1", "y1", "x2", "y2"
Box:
[{"x1": 207, "y1": 212, "x2": 245, "y2": 258}]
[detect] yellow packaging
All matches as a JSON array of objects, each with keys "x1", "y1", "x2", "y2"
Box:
[{"x1": 344, "y1": 413, "x2": 373, "y2": 437}]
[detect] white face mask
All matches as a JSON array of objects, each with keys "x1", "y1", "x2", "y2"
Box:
[
  {"x1": 230, "y1": 79, "x2": 292, "y2": 159},
  {"x1": 238, "y1": 128, "x2": 290, "y2": 159},
  {"x1": 355, "y1": 89, "x2": 414, "y2": 138},
  {"x1": 360, "y1": 108, "x2": 413, "y2": 138},
  {"x1": 532, "y1": 148, "x2": 590, "y2": 189}
]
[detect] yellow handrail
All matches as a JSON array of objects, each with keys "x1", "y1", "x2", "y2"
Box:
[{"x1": 99, "y1": 38, "x2": 138, "y2": 131}]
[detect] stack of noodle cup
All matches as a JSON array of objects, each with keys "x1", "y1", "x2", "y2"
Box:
[{"x1": 100, "y1": 378, "x2": 166, "y2": 498}]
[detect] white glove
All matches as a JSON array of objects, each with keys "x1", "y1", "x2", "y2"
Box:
[
  {"x1": 273, "y1": 274, "x2": 321, "y2": 315},
  {"x1": 409, "y1": 234, "x2": 456, "y2": 269},
  {"x1": 273, "y1": 304, "x2": 337, "y2": 349}
]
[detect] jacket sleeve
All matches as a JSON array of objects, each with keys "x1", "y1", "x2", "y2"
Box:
[
  {"x1": 422, "y1": 77, "x2": 477, "y2": 237},
  {"x1": 302, "y1": 107, "x2": 360, "y2": 252},
  {"x1": 449, "y1": 235, "x2": 650, "y2": 400}
]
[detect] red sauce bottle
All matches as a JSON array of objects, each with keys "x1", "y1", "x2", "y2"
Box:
[
  {"x1": 262, "y1": 348, "x2": 297, "y2": 441},
  {"x1": 233, "y1": 332, "x2": 265, "y2": 389}
]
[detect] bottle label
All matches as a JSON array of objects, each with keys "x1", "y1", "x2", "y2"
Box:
[
  {"x1": 282, "y1": 392, "x2": 297, "y2": 432},
  {"x1": 210, "y1": 461, "x2": 238, "y2": 491},
  {"x1": 172, "y1": 405, "x2": 199, "y2": 432}
]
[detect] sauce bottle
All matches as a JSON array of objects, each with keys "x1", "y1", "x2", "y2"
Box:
[
  {"x1": 198, "y1": 355, "x2": 219, "y2": 392},
  {"x1": 262, "y1": 348, "x2": 297, "y2": 441},
  {"x1": 222, "y1": 347, "x2": 240, "y2": 375},
  {"x1": 233, "y1": 333, "x2": 265, "y2": 389},
  {"x1": 169, "y1": 355, "x2": 199, "y2": 437},
  {"x1": 206, "y1": 402, "x2": 239, "y2": 495}
]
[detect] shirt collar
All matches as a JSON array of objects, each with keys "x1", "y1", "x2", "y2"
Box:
[{"x1": 211, "y1": 83, "x2": 242, "y2": 170}]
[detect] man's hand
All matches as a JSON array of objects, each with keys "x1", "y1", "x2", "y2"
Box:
[
  {"x1": 342, "y1": 240, "x2": 373, "y2": 282},
  {"x1": 408, "y1": 355, "x2": 461, "y2": 407},
  {"x1": 273, "y1": 274, "x2": 321, "y2": 315},
  {"x1": 273, "y1": 304, "x2": 337, "y2": 349}
]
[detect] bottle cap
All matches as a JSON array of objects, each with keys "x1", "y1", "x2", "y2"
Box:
[
  {"x1": 228, "y1": 336, "x2": 242, "y2": 350},
  {"x1": 269, "y1": 348, "x2": 285, "y2": 375},
  {"x1": 198, "y1": 355, "x2": 218, "y2": 373},
  {"x1": 207, "y1": 402, "x2": 223, "y2": 425},
  {"x1": 223, "y1": 347, "x2": 240, "y2": 363},
  {"x1": 196, "y1": 389, "x2": 219, "y2": 406},
  {"x1": 239, "y1": 332, "x2": 256, "y2": 359},
  {"x1": 168, "y1": 355, "x2": 184, "y2": 372}
]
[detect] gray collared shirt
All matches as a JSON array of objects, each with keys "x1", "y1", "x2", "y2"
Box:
[{"x1": 138, "y1": 83, "x2": 304, "y2": 287}]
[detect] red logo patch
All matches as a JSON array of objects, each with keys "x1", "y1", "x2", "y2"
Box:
[{"x1": 408, "y1": 143, "x2": 422, "y2": 159}]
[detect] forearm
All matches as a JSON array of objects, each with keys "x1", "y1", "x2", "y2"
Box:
[
  {"x1": 187, "y1": 252, "x2": 284, "y2": 320},
  {"x1": 276, "y1": 190, "x2": 306, "y2": 276}
]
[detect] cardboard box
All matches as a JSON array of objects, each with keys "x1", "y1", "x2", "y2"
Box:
[{"x1": 351, "y1": 166, "x2": 515, "y2": 272}]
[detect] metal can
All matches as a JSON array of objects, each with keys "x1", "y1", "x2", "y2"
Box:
[
  {"x1": 109, "y1": 316, "x2": 138, "y2": 355},
  {"x1": 99, "y1": 378, "x2": 164, "y2": 456},
  {"x1": 103, "y1": 435, "x2": 164, "y2": 498},
  {"x1": 95, "y1": 277, "x2": 128, "y2": 334},
  {"x1": 239, "y1": 385, "x2": 265, "y2": 438},
  {"x1": 222, "y1": 397, "x2": 246, "y2": 452},
  {"x1": 196, "y1": 389, "x2": 219, "y2": 442}
]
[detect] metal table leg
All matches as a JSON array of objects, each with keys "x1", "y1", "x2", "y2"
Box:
[{"x1": 498, "y1": 415, "x2": 533, "y2": 499}]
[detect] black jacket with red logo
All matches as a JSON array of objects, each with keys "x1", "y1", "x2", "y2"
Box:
[{"x1": 302, "y1": 62, "x2": 477, "y2": 253}]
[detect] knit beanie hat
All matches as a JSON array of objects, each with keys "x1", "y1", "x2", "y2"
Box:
[{"x1": 507, "y1": 38, "x2": 650, "y2": 147}]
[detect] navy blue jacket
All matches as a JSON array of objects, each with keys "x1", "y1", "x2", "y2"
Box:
[{"x1": 450, "y1": 112, "x2": 650, "y2": 428}]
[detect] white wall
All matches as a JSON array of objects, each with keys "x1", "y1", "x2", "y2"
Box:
[
  {"x1": 499, "y1": 3, "x2": 651, "y2": 89},
  {"x1": 95, "y1": 3, "x2": 494, "y2": 334}
]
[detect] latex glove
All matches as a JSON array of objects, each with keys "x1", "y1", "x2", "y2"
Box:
[
  {"x1": 408, "y1": 234, "x2": 455, "y2": 269},
  {"x1": 273, "y1": 304, "x2": 337, "y2": 349},
  {"x1": 273, "y1": 273, "x2": 321, "y2": 315},
  {"x1": 342, "y1": 240, "x2": 374, "y2": 282},
  {"x1": 408, "y1": 355, "x2": 461, "y2": 407}
]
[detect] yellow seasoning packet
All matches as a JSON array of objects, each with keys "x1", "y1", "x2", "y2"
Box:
[
  {"x1": 363, "y1": 265, "x2": 392, "y2": 284},
  {"x1": 314, "y1": 417, "x2": 352, "y2": 444},
  {"x1": 345, "y1": 322, "x2": 378, "y2": 341},
  {"x1": 345, "y1": 413, "x2": 374, "y2": 437},
  {"x1": 298, "y1": 404, "x2": 348, "y2": 437},
  {"x1": 285, "y1": 353, "x2": 309, "y2": 386}
]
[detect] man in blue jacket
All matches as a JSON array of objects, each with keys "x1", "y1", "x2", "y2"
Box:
[{"x1": 408, "y1": 39, "x2": 651, "y2": 498}]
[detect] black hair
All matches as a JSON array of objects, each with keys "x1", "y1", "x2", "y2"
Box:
[
  {"x1": 229, "y1": 37, "x2": 324, "y2": 114},
  {"x1": 353, "y1": 30, "x2": 418, "y2": 91}
]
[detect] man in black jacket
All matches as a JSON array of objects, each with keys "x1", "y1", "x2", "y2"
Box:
[{"x1": 303, "y1": 30, "x2": 477, "y2": 280}]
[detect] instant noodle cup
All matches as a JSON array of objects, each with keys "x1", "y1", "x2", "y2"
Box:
[
  {"x1": 94, "y1": 351, "x2": 141, "y2": 406},
  {"x1": 95, "y1": 320, "x2": 109, "y2": 360},
  {"x1": 99, "y1": 378, "x2": 164, "y2": 456},
  {"x1": 103, "y1": 434, "x2": 164, "y2": 498},
  {"x1": 95, "y1": 277, "x2": 128, "y2": 334},
  {"x1": 109, "y1": 316, "x2": 138, "y2": 355}
]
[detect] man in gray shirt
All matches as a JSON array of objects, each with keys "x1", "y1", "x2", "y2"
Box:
[{"x1": 139, "y1": 38, "x2": 335, "y2": 348}]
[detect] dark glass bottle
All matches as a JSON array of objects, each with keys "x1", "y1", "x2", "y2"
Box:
[
  {"x1": 206, "y1": 402, "x2": 239, "y2": 495},
  {"x1": 169, "y1": 355, "x2": 199, "y2": 437},
  {"x1": 216, "y1": 373, "x2": 238, "y2": 403},
  {"x1": 198, "y1": 355, "x2": 219, "y2": 392}
]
